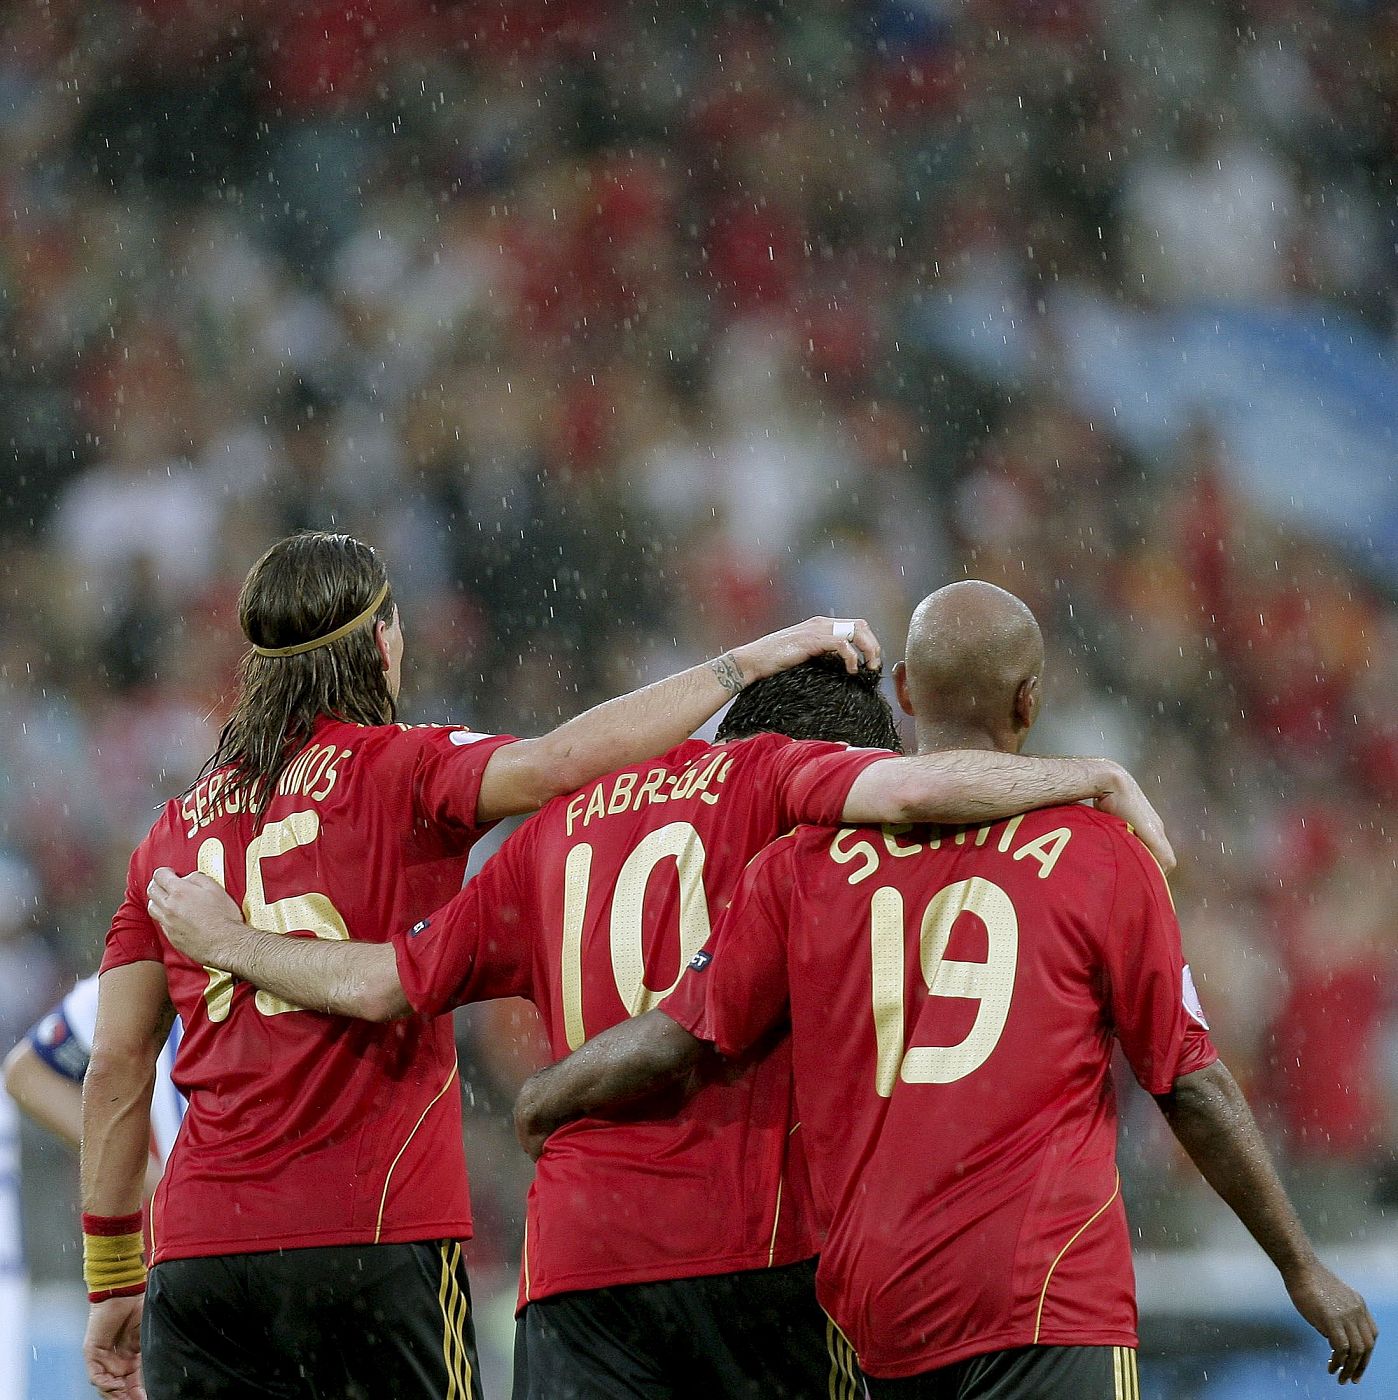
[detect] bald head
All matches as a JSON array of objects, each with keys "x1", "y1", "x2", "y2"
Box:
[{"x1": 896, "y1": 582, "x2": 1044, "y2": 752}]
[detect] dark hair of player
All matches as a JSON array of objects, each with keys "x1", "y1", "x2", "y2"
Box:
[
  {"x1": 198, "y1": 531, "x2": 397, "y2": 817},
  {"x1": 715, "y1": 655, "x2": 903, "y2": 753}
]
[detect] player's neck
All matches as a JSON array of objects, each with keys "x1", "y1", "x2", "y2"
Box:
[{"x1": 912, "y1": 721, "x2": 1008, "y2": 755}]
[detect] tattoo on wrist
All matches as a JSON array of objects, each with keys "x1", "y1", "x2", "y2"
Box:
[{"x1": 710, "y1": 653, "x2": 746, "y2": 696}]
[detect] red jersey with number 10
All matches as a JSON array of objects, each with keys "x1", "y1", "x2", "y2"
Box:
[
  {"x1": 100, "y1": 718, "x2": 516, "y2": 1264},
  {"x1": 392, "y1": 733, "x2": 888, "y2": 1305},
  {"x1": 672, "y1": 804, "x2": 1217, "y2": 1379}
]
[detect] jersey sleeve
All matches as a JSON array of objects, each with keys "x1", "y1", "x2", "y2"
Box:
[
  {"x1": 392, "y1": 825, "x2": 535, "y2": 1016},
  {"x1": 25, "y1": 975, "x2": 101, "y2": 1081},
  {"x1": 767, "y1": 738, "x2": 890, "y2": 831},
  {"x1": 1101, "y1": 828, "x2": 1218, "y2": 1094},
  {"x1": 100, "y1": 844, "x2": 164, "y2": 974},
  {"x1": 406, "y1": 727, "x2": 520, "y2": 839},
  {"x1": 667, "y1": 837, "x2": 797, "y2": 1059}
]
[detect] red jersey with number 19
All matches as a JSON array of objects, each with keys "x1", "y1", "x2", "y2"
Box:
[
  {"x1": 672, "y1": 804, "x2": 1217, "y2": 1380},
  {"x1": 100, "y1": 718, "x2": 517, "y2": 1264},
  {"x1": 392, "y1": 733, "x2": 888, "y2": 1305}
]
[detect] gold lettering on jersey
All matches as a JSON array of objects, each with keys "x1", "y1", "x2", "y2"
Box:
[
  {"x1": 1012, "y1": 828, "x2": 1072, "y2": 880},
  {"x1": 831, "y1": 828, "x2": 881, "y2": 885},
  {"x1": 870, "y1": 877, "x2": 1020, "y2": 1097},
  {"x1": 608, "y1": 772, "x2": 637, "y2": 814},
  {"x1": 830, "y1": 816, "x2": 1074, "y2": 885},
  {"x1": 997, "y1": 814, "x2": 1026, "y2": 852},
  {"x1": 181, "y1": 744, "x2": 350, "y2": 838},
  {"x1": 197, "y1": 837, "x2": 234, "y2": 1023},
  {"x1": 882, "y1": 825, "x2": 922, "y2": 859},
  {"x1": 609, "y1": 823, "x2": 711, "y2": 1017},
  {"x1": 560, "y1": 843, "x2": 593, "y2": 1049},
  {"x1": 694, "y1": 756, "x2": 732, "y2": 805},
  {"x1": 246, "y1": 810, "x2": 352, "y2": 1016},
  {"x1": 670, "y1": 765, "x2": 700, "y2": 801},
  {"x1": 188, "y1": 815, "x2": 355, "y2": 1027},
  {"x1": 635, "y1": 768, "x2": 668, "y2": 807},
  {"x1": 564, "y1": 755, "x2": 736, "y2": 834}
]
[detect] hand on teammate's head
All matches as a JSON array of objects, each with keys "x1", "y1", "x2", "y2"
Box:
[{"x1": 734, "y1": 616, "x2": 880, "y2": 682}]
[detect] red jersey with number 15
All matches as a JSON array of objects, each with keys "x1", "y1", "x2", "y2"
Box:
[
  {"x1": 100, "y1": 718, "x2": 516, "y2": 1264},
  {"x1": 392, "y1": 733, "x2": 888, "y2": 1305},
  {"x1": 673, "y1": 804, "x2": 1217, "y2": 1380}
]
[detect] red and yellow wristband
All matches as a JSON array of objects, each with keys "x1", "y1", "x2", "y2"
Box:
[{"x1": 82, "y1": 1212, "x2": 147, "y2": 1303}]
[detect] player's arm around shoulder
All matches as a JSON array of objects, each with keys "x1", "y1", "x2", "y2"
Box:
[
  {"x1": 513, "y1": 1009, "x2": 705, "y2": 1161},
  {"x1": 841, "y1": 752, "x2": 1175, "y2": 873},
  {"x1": 146, "y1": 869, "x2": 409, "y2": 1023},
  {"x1": 476, "y1": 616, "x2": 880, "y2": 821}
]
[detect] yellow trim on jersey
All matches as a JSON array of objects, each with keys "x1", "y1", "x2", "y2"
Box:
[
  {"x1": 375, "y1": 1057, "x2": 459, "y2": 1243},
  {"x1": 768, "y1": 1119, "x2": 803, "y2": 1267},
  {"x1": 1128, "y1": 826, "x2": 1177, "y2": 911},
  {"x1": 521, "y1": 1217, "x2": 533, "y2": 1304},
  {"x1": 766, "y1": 1176, "x2": 785, "y2": 1268},
  {"x1": 1032, "y1": 1168, "x2": 1121, "y2": 1344}
]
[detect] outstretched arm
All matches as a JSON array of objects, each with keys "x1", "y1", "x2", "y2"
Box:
[
  {"x1": 476, "y1": 616, "x2": 879, "y2": 821},
  {"x1": 147, "y1": 871, "x2": 408, "y2": 1022},
  {"x1": 513, "y1": 1009, "x2": 704, "y2": 1160},
  {"x1": 842, "y1": 753, "x2": 1174, "y2": 872},
  {"x1": 4, "y1": 1030, "x2": 164, "y2": 1199},
  {"x1": 1157, "y1": 1061, "x2": 1377, "y2": 1385},
  {"x1": 4, "y1": 1038, "x2": 84, "y2": 1152}
]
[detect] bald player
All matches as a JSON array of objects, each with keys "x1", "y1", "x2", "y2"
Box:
[{"x1": 517, "y1": 582, "x2": 1378, "y2": 1397}]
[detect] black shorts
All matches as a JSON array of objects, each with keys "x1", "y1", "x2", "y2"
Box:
[
  {"x1": 864, "y1": 1345, "x2": 1139, "y2": 1400},
  {"x1": 514, "y1": 1257, "x2": 851, "y2": 1399},
  {"x1": 143, "y1": 1239, "x2": 484, "y2": 1400}
]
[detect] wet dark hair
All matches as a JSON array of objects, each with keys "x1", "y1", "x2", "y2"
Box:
[
  {"x1": 715, "y1": 656, "x2": 903, "y2": 752},
  {"x1": 199, "y1": 532, "x2": 397, "y2": 816}
]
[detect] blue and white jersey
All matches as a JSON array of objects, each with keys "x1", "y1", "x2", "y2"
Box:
[{"x1": 27, "y1": 973, "x2": 185, "y2": 1164}]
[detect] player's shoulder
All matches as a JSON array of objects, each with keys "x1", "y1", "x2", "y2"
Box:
[
  {"x1": 718, "y1": 729, "x2": 867, "y2": 777},
  {"x1": 343, "y1": 719, "x2": 514, "y2": 771},
  {"x1": 1033, "y1": 804, "x2": 1171, "y2": 894},
  {"x1": 743, "y1": 824, "x2": 819, "y2": 879},
  {"x1": 333, "y1": 719, "x2": 476, "y2": 752},
  {"x1": 1013, "y1": 802, "x2": 1132, "y2": 844}
]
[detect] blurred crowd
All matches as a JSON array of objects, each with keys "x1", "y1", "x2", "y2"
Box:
[{"x1": 1, "y1": 0, "x2": 1395, "y2": 1288}]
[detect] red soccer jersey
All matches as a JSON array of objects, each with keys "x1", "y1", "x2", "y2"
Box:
[
  {"x1": 673, "y1": 804, "x2": 1217, "y2": 1380},
  {"x1": 100, "y1": 718, "x2": 516, "y2": 1263},
  {"x1": 392, "y1": 733, "x2": 888, "y2": 1304}
]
